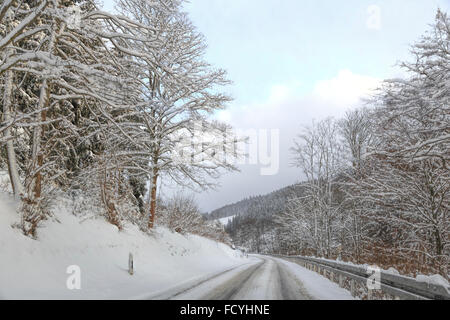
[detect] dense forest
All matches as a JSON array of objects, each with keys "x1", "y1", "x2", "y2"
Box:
[{"x1": 210, "y1": 183, "x2": 306, "y2": 252}]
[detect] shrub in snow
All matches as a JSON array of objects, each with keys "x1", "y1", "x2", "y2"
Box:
[{"x1": 157, "y1": 193, "x2": 232, "y2": 245}]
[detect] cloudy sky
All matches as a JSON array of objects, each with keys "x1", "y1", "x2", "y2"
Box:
[{"x1": 103, "y1": 0, "x2": 450, "y2": 212}]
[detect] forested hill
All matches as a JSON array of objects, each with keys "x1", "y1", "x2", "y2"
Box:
[
  {"x1": 208, "y1": 183, "x2": 306, "y2": 220},
  {"x1": 207, "y1": 183, "x2": 306, "y2": 253}
]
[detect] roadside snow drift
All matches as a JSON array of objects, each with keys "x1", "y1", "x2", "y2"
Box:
[
  {"x1": 0, "y1": 193, "x2": 245, "y2": 299},
  {"x1": 270, "y1": 257, "x2": 356, "y2": 300}
]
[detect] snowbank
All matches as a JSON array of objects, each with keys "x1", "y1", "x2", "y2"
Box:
[
  {"x1": 0, "y1": 193, "x2": 245, "y2": 299},
  {"x1": 216, "y1": 215, "x2": 236, "y2": 226},
  {"x1": 416, "y1": 274, "x2": 449, "y2": 289},
  {"x1": 303, "y1": 255, "x2": 449, "y2": 287},
  {"x1": 271, "y1": 257, "x2": 357, "y2": 300}
]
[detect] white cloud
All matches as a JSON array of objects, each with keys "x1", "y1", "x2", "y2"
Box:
[
  {"x1": 215, "y1": 70, "x2": 381, "y2": 129},
  {"x1": 267, "y1": 81, "x2": 302, "y2": 104},
  {"x1": 312, "y1": 69, "x2": 381, "y2": 107},
  {"x1": 203, "y1": 70, "x2": 382, "y2": 212}
]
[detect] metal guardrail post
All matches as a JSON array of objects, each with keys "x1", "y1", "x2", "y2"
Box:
[
  {"x1": 350, "y1": 279, "x2": 356, "y2": 297},
  {"x1": 367, "y1": 288, "x2": 373, "y2": 300}
]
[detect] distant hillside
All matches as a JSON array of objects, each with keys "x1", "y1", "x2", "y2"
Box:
[
  {"x1": 207, "y1": 183, "x2": 306, "y2": 253},
  {"x1": 208, "y1": 183, "x2": 306, "y2": 220}
]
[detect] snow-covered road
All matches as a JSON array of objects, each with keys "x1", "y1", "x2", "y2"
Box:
[{"x1": 155, "y1": 255, "x2": 355, "y2": 300}]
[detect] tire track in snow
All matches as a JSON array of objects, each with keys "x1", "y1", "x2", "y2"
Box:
[
  {"x1": 275, "y1": 258, "x2": 314, "y2": 300},
  {"x1": 161, "y1": 259, "x2": 262, "y2": 300},
  {"x1": 202, "y1": 260, "x2": 265, "y2": 300},
  {"x1": 170, "y1": 256, "x2": 315, "y2": 300}
]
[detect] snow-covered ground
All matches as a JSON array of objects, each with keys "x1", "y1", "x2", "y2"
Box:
[
  {"x1": 0, "y1": 191, "x2": 359, "y2": 300},
  {"x1": 0, "y1": 193, "x2": 246, "y2": 299},
  {"x1": 216, "y1": 215, "x2": 235, "y2": 226},
  {"x1": 298, "y1": 255, "x2": 449, "y2": 288},
  {"x1": 164, "y1": 255, "x2": 355, "y2": 300},
  {"x1": 269, "y1": 256, "x2": 356, "y2": 300}
]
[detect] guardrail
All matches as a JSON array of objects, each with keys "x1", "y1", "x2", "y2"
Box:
[{"x1": 273, "y1": 254, "x2": 450, "y2": 300}]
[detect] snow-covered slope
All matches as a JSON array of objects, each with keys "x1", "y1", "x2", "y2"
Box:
[
  {"x1": 217, "y1": 215, "x2": 236, "y2": 226},
  {"x1": 0, "y1": 193, "x2": 245, "y2": 299}
]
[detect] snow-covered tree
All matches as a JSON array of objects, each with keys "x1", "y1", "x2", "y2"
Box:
[
  {"x1": 109, "y1": 0, "x2": 240, "y2": 229},
  {"x1": 0, "y1": 0, "x2": 240, "y2": 236},
  {"x1": 283, "y1": 118, "x2": 346, "y2": 258}
]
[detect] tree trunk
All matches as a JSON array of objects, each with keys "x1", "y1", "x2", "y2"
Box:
[
  {"x1": 32, "y1": 81, "x2": 48, "y2": 199},
  {"x1": 148, "y1": 169, "x2": 158, "y2": 229},
  {"x1": 30, "y1": 17, "x2": 61, "y2": 200},
  {"x1": 2, "y1": 54, "x2": 24, "y2": 197},
  {"x1": 434, "y1": 227, "x2": 442, "y2": 256}
]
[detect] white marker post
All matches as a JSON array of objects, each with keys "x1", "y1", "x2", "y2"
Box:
[{"x1": 128, "y1": 253, "x2": 134, "y2": 275}]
